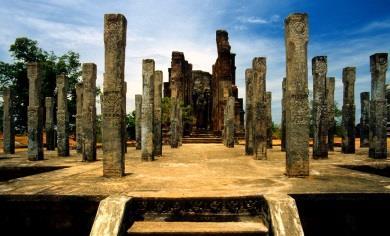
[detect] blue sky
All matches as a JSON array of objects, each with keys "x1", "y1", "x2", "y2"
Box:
[{"x1": 0, "y1": 0, "x2": 389, "y2": 123}]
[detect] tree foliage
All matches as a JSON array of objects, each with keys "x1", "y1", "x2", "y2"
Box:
[{"x1": 0, "y1": 37, "x2": 81, "y2": 133}]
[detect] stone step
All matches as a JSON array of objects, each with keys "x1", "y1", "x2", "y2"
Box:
[
  {"x1": 127, "y1": 221, "x2": 268, "y2": 235},
  {"x1": 182, "y1": 138, "x2": 222, "y2": 144}
]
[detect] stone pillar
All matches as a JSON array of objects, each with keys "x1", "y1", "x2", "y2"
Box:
[
  {"x1": 103, "y1": 14, "x2": 127, "y2": 177},
  {"x1": 341, "y1": 67, "x2": 356, "y2": 154},
  {"x1": 135, "y1": 94, "x2": 142, "y2": 150},
  {"x1": 75, "y1": 83, "x2": 83, "y2": 153},
  {"x1": 327, "y1": 77, "x2": 335, "y2": 151},
  {"x1": 82, "y1": 63, "x2": 97, "y2": 162},
  {"x1": 170, "y1": 97, "x2": 179, "y2": 148},
  {"x1": 141, "y1": 59, "x2": 155, "y2": 161},
  {"x1": 123, "y1": 81, "x2": 127, "y2": 153},
  {"x1": 178, "y1": 104, "x2": 183, "y2": 146},
  {"x1": 45, "y1": 97, "x2": 55, "y2": 151},
  {"x1": 224, "y1": 96, "x2": 235, "y2": 147},
  {"x1": 2, "y1": 88, "x2": 14, "y2": 154},
  {"x1": 252, "y1": 57, "x2": 267, "y2": 160},
  {"x1": 153, "y1": 71, "x2": 163, "y2": 156},
  {"x1": 360, "y1": 92, "x2": 370, "y2": 148},
  {"x1": 56, "y1": 74, "x2": 70, "y2": 157},
  {"x1": 281, "y1": 78, "x2": 286, "y2": 152},
  {"x1": 266, "y1": 91, "x2": 273, "y2": 149},
  {"x1": 312, "y1": 56, "x2": 328, "y2": 159},
  {"x1": 285, "y1": 13, "x2": 310, "y2": 177},
  {"x1": 245, "y1": 69, "x2": 254, "y2": 155},
  {"x1": 369, "y1": 53, "x2": 388, "y2": 159},
  {"x1": 27, "y1": 63, "x2": 44, "y2": 161}
]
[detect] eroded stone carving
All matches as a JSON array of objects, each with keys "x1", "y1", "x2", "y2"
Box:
[
  {"x1": 312, "y1": 56, "x2": 328, "y2": 158},
  {"x1": 284, "y1": 13, "x2": 310, "y2": 177},
  {"x1": 27, "y1": 62, "x2": 44, "y2": 161},
  {"x1": 369, "y1": 53, "x2": 388, "y2": 159},
  {"x1": 341, "y1": 67, "x2": 356, "y2": 154},
  {"x1": 3, "y1": 88, "x2": 14, "y2": 154},
  {"x1": 103, "y1": 13, "x2": 127, "y2": 177},
  {"x1": 45, "y1": 97, "x2": 55, "y2": 151}
]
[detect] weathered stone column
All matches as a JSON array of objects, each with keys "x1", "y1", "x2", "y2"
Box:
[
  {"x1": 224, "y1": 96, "x2": 235, "y2": 147},
  {"x1": 135, "y1": 94, "x2": 142, "y2": 150},
  {"x1": 360, "y1": 92, "x2": 370, "y2": 148},
  {"x1": 56, "y1": 74, "x2": 69, "y2": 157},
  {"x1": 82, "y1": 63, "x2": 97, "y2": 162},
  {"x1": 123, "y1": 81, "x2": 127, "y2": 154},
  {"x1": 341, "y1": 67, "x2": 356, "y2": 154},
  {"x1": 327, "y1": 77, "x2": 335, "y2": 151},
  {"x1": 170, "y1": 97, "x2": 179, "y2": 148},
  {"x1": 285, "y1": 13, "x2": 310, "y2": 177},
  {"x1": 281, "y1": 77, "x2": 286, "y2": 152},
  {"x1": 252, "y1": 57, "x2": 267, "y2": 160},
  {"x1": 141, "y1": 59, "x2": 155, "y2": 161},
  {"x1": 266, "y1": 91, "x2": 273, "y2": 149},
  {"x1": 245, "y1": 69, "x2": 254, "y2": 155},
  {"x1": 312, "y1": 56, "x2": 328, "y2": 159},
  {"x1": 27, "y1": 62, "x2": 44, "y2": 161},
  {"x1": 153, "y1": 70, "x2": 163, "y2": 156},
  {"x1": 369, "y1": 53, "x2": 388, "y2": 159},
  {"x1": 75, "y1": 83, "x2": 83, "y2": 153},
  {"x1": 2, "y1": 88, "x2": 14, "y2": 154},
  {"x1": 45, "y1": 97, "x2": 55, "y2": 150},
  {"x1": 103, "y1": 14, "x2": 127, "y2": 177},
  {"x1": 178, "y1": 104, "x2": 183, "y2": 146}
]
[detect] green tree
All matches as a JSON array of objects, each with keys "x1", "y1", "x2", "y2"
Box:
[
  {"x1": 126, "y1": 111, "x2": 136, "y2": 140},
  {"x1": 0, "y1": 37, "x2": 81, "y2": 133}
]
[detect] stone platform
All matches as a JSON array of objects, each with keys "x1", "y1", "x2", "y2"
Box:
[{"x1": 0, "y1": 143, "x2": 389, "y2": 198}]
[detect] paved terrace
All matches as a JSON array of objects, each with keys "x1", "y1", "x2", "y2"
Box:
[{"x1": 0, "y1": 143, "x2": 389, "y2": 198}]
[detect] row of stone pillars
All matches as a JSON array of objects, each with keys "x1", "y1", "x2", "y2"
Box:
[{"x1": 244, "y1": 57, "x2": 272, "y2": 159}]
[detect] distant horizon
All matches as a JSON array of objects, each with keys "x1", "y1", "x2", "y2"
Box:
[{"x1": 0, "y1": 0, "x2": 389, "y2": 124}]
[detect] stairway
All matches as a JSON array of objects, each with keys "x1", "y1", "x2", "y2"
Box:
[
  {"x1": 183, "y1": 130, "x2": 222, "y2": 144},
  {"x1": 126, "y1": 197, "x2": 269, "y2": 236}
]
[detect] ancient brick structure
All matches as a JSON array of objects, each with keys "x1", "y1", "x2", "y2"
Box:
[
  {"x1": 369, "y1": 53, "x2": 388, "y2": 159},
  {"x1": 27, "y1": 62, "x2": 44, "y2": 161},
  {"x1": 312, "y1": 56, "x2": 328, "y2": 159},
  {"x1": 141, "y1": 59, "x2": 155, "y2": 161},
  {"x1": 281, "y1": 77, "x2": 286, "y2": 152},
  {"x1": 135, "y1": 94, "x2": 142, "y2": 150},
  {"x1": 82, "y1": 63, "x2": 97, "y2": 162},
  {"x1": 56, "y1": 74, "x2": 70, "y2": 157},
  {"x1": 45, "y1": 97, "x2": 55, "y2": 151},
  {"x1": 360, "y1": 92, "x2": 370, "y2": 148},
  {"x1": 163, "y1": 31, "x2": 243, "y2": 136},
  {"x1": 284, "y1": 13, "x2": 310, "y2": 177},
  {"x1": 266, "y1": 91, "x2": 272, "y2": 149},
  {"x1": 341, "y1": 67, "x2": 356, "y2": 154},
  {"x1": 223, "y1": 96, "x2": 235, "y2": 148},
  {"x1": 327, "y1": 77, "x2": 335, "y2": 151},
  {"x1": 2, "y1": 88, "x2": 14, "y2": 154},
  {"x1": 102, "y1": 14, "x2": 127, "y2": 177},
  {"x1": 211, "y1": 30, "x2": 236, "y2": 135},
  {"x1": 245, "y1": 69, "x2": 254, "y2": 155},
  {"x1": 168, "y1": 52, "x2": 192, "y2": 104},
  {"x1": 153, "y1": 70, "x2": 163, "y2": 156},
  {"x1": 252, "y1": 57, "x2": 267, "y2": 160},
  {"x1": 75, "y1": 82, "x2": 83, "y2": 153}
]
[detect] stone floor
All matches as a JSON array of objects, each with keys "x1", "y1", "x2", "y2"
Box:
[{"x1": 0, "y1": 143, "x2": 389, "y2": 198}]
